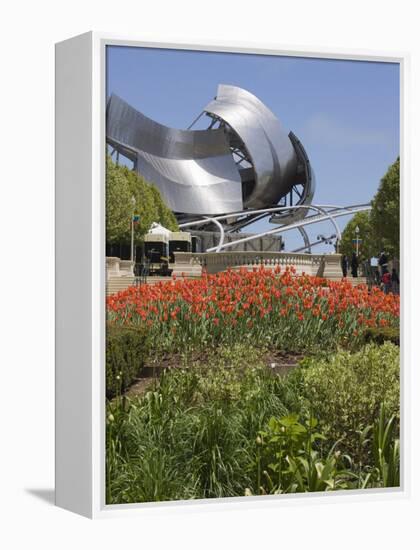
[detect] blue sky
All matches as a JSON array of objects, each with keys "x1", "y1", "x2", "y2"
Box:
[{"x1": 107, "y1": 46, "x2": 399, "y2": 252}]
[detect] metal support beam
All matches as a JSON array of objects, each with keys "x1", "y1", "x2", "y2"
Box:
[
  {"x1": 180, "y1": 203, "x2": 354, "y2": 252},
  {"x1": 187, "y1": 111, "x2": 204, "y2": 130},
  {"x1": 292, "y1": 234, "x2": 336, "y2": 253},
  {"x1": 297, "y1": 226, "x2": 311, "y2": 253},
  {"x1": 204, "y1": 206, "x2": 371, "y2": 252},
  {"x1": 179, "y1": 204, "x2": 370, "y2": 254}
]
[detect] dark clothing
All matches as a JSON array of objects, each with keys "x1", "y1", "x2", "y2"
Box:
[
  {"x1": 341, "y1": 256, "x2": 348, "y2": 278},
  {"x1": 351, "y1": 254, "x2": 358, "y2": 278},
  {"x1": 391, "y1": 269, "x2": 400, "y2": 295},
  {"x1": 379, "y1": 253, "x2": 388, "y2": 276},
  {"x1": 379, "y1": 253, "x2": 388, "y2": 267}
]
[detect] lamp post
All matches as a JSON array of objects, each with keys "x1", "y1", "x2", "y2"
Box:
[
  {"x1": 130, "y1": 195, "x2": 136, "y2": 263},
  {"x1": 355, "y1": 225, "x2": 360, "y2": 257}
]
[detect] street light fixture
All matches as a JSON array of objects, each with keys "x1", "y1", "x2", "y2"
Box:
[
  {"x1": 355, "y1": 225, "x2": 360, "y2": 257},
  {"x1": 130, "y1": 195, "x2": 136, "y2": 263}
]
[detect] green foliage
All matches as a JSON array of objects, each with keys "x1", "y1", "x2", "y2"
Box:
[
  {"x1": 106, "y1": 156, "x2": 178, "y2": 245},
  {"x1": 371, "y1": 157, "x2": 400, "y2": 259},
  {"x1": 106, "y1": 343, "x2": 400, "y2": 503},
  {"x1": 166, "y1": 346, "x2": 288, "y2": 410},
  {"x1": 363, "y1": 326, "x2": 400, "y2": 346},
  {"x1": 339, "y1": 157, "x2": 399, "y2": 262},
  {"x1": 106, "y1": 322, "x2": 151, "y2": 398},
  {"x1": 371, "y1": 404, "x2": 400, "y2": 487},
  {"x1": 106, "y1": 156, "x2": 133, "y2": 243},
  {"x1": 295, "y1": 343, "x2": 400, "y2": 462},
  {"x1": 339, "y1": 211, "x2": 377, "y2": 262},
  {"x1": 254, "y1": 414, "x2": 355, "y2": 494},
  {"x1": 106, "y1": 345, "x2": 288, "y2": 503},
  {"x1": 148, "y1": 184, "x2": 179, "y2": 233}
]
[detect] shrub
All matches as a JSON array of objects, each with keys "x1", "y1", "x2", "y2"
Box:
[
  {"x1": 106, "y1": 344, "x2": 288, "y2": 503},
  {"x1": 106, "y1": 343, "x2": 400, "y2": 503},
  {"x1": 371, "y1": 403, "x2": 400, "y2": 487},
  {"x1": 295, "y1": 343, "x2": 400, "y2": 463},
  {"x1": 363, "y1": 326, "x2": 399, "y2": 346},
  {"x1": 253, "y1": 414, "x2": 357, "y2": 494},
  {"x1": 106, "y1": 322, "x2": 150, "y2": 398},
  {"x1": 163, "y1": 345, "x2": 286, "y2": 407}
]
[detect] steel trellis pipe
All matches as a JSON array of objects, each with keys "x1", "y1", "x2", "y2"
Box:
[
  {"x1": 204, "y1": 206, "x2": 371, "y2": 252},
  {"x1": 180, "y1": 204, "x2": 352, "y2": 252}
]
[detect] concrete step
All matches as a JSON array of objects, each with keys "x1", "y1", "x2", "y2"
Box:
[
  {"x1": 106, "y1": 273, "x2": 368, "y2": 297},
  {"x1": 328, "y1": 276, "x2": 367, "y2": 286},
  {"x1": 107, "y1": 274, "x2": 203, "y2": 295},
  {"x1": 143, "y1": 275, "x2": 201, "y2": 285},
  {"x1": 106, "y1": 277, "x2": 135, "y2": 296}
]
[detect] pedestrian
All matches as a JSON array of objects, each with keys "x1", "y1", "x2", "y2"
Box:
[
  {"x1": 370, "y1": 256, "x2": 380, "y2": 285},
  {"x1": 378, "y1": 251, "x2": 388, "y2": 276},
  {"x1": 351, "y1": 252, "x2": 358, "y2": 278},
  {"x1": 341, "y1": 254, "x2": 348, "y2": 278},
  {"x1": 391, "y1": 268, "x2": 400, "y2": 295},
  {"x1": 382, "y1": 269, "x2": 392, "y2": 294}
]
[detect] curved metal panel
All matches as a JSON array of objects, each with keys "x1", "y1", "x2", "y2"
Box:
[
  {"x1": 106, "y1": 87, "x2": 316, "y2": 221},
  {"x1": 289, "y1": 131, "x2": 316, "y2": 206},
  {"x1": 204, "y1": 85, "x2": 298, "y2": 209},
  {"x1": 107, "y1": 94, "x2": 243, "y2": 215},
  {"x1": 269, "y1": 131, "x2": 316, "y2": 225}
]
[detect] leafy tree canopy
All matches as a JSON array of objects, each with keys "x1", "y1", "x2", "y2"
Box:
[
  {"x1": 106, "y1": 156, "x2": 178, "y2": 244},
  {"x1": 370, "y1": 157, "x2": 399, "y2": 258},
  {"x1": 340, "y1": 157, "x2": 399, "y2": 261},
  {"x1": 339, "y1": 211, "x2": 377, "y2": 262}
]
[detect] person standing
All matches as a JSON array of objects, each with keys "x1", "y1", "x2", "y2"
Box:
[
  {"x1": 379, "y1": 251, "x2": 388, "y2": 276},
  {"x1": 351, "y1": 252, "x2": 358, "y2": 278},
  {"x1": 341, "y1": 254, "x2": 348, "y2": 277},
  {"x1": 391, "y1": 268, "x2": 400, "y2": 295},
  {"x1": 382, "y1": 269, "x2": 392, "y2": 294},
  {"x1": 370, "y1": 255, "x2": 380, "y2": 285}
]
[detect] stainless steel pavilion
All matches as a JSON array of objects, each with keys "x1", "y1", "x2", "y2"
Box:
[{"x1": 106, "y1": 84, "x2": 315, "y2": 229}]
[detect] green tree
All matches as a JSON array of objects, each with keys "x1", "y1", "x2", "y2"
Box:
[
  {"x1": 106, "y1": 156, "x2": 178, "y2": 245},
  {"x1": 106, "y1": 156, "x2": 133, "y2": 244},
  {"x1": 340, "y1": 157, "x2": 400, "y2": 262},
  {"x1": 339, "y1": 211, "x2": 376, "y2": 262},
  {"x1": 370, "y1": 157, "x2": 400, "y2": 259},
  {"x1": 149, "y1": 184, "x2": 179, "y2": 231}
]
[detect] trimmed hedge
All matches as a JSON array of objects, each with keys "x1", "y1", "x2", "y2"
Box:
[
  {"x1": 363, "y1": 327, "x2": 400, "y2": 346},
  {"x1": 106, "y1": 322, "x2": 150, "y2": 398}
]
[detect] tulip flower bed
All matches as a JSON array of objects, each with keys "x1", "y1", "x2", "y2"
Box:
[
  {"x1": 106, "y1": 267, "x2": 400, "y2": 503},
  {"x1": 107, "y1": 266, "x2": 399, "y2": 354}
]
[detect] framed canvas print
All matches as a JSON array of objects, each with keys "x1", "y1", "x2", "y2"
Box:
[{"x1": 55, "y1": 32, "x2": 407, "y2": 518}]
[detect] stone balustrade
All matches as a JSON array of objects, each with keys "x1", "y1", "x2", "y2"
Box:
[
  {"x1": 321, "y1": 254, "x2": 344, "y2": 281},
  {"x1": 172, "y1": 251, "x2": 341, "y2": 278},
  {"x1": 106, "y1": 252, "x2": 344, "y2": 284},
  {"x1": 106, "y1": 257, "x2": 134, "y2": 280}
]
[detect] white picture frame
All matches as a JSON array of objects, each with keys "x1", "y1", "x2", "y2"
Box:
[{"x1": 55, "y1": 31, "x2": 409, "y2": 518}]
